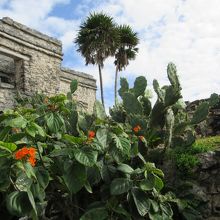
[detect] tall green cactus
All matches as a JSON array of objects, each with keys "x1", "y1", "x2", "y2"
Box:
[
  {"x1": 111, "y1": 62, "x2": 213, "y2": 156},
  {"x1": 165, "y1": 108, "x2": 174, "y2": 149},
  {"x1": 123, "y1": 92, "x2": 143, "y2": 115},
  {"x1": 133, "y1": 76, "x2": 147, "y2": 97},
  {"x1": 118, "y1": 78, "x2": 129, "y2": 98},
  {"x1": 167, "y1": 62, "x2": 181, "y2": 91}
]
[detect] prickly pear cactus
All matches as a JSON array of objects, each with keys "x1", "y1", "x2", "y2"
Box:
[
  {"x1": 111, "y1": 62, "x2": 213, "y2": 154},
  {"x1": 165, "y1": 108, "x2": 174, "y2": 149}
]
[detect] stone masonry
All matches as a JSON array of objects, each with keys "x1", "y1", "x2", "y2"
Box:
[{"x1": 0, "y1": 17, "x2": 96, "y2": 112}]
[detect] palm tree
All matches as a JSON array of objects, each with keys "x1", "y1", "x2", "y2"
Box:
[
  {"x1": 114, "y1": 25, "x2": 139, "y2": 105},
  {"x1": 75, "y1": 12, "x2": 119, "y2": 108}
]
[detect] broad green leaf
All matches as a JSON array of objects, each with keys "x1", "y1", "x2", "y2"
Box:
[
  {"x1": 87, "y1": 166, "x2": 101, "y2": 185},
  {"x1": 110, "y1": 178, "x2": 132, "y2": 195},
  {"x1": 112, "y1": 135, "x2": 130, "y2": 156},
  {"x1": 96, "y1": 128, "x2": 107, "y2": 150},
  {"x1": 112, "y1": 206, "x2": 131, "y2": 219},
  {"x1": 31, "y1": 182, "x2": 46, "y2": 202},
  {"x1": 80, "y1": 207, "x2": 108, "y2": 220},
  {"x1": 160, "y1": 203, "x2": 173, "y2": 218},
  {"x1": 8, "y1": 116, "x2": 27, "y2": 128},
  {"x1": 74, "y1": 148, "x2": 98, "y2": 167},
  {"x1": 0, "y1": 149, "x2": 11, "y2": 157},
  {"x1": 35, "y1": 167, "x2": 49, "y2": 189},
  {"x1": 139, "y1": 178, "x2": 154, "y2": 191},
  {"x1": 84, "y1": 181, "x2": 93, "y2": 193},
  {"x1": 45, "y1": 112, "x2": 64, "y2": 133},
  {"x1": 23, "y1": 162, "x2": 37, "y2": 180},
  {"x1": 6, "y1": 191, "x2": 32, "y2": 216},
  {"x1": 117, "y1": 163, "x2": 134, "y2": 174},
  {"x1": 0, "y1": 141, "x2": 17, "y2": 152},
  {"x1": 25, "y1": 124, "x2": 37, "y2": 137},
  {"x1": 78, "y1": 114, "x2": 88, "y2": 131},
  {"x1": 15, "y1": 172, "x2": 33, "y2": 191},
  {"x1": 8, "y1": 133, "x2": 26, "y2": 142},
  {"x1": 70, "y1": 79, "x2": 78, "y2": 94},
  {"x1": 152, "y1": 168, "x2": 164, "y2": 178},
  {"x1": 27, "y1": 189, "x2": 38, "y2": 218},
  {"x1": 63, "y1": 162, "x2": 86, "y2": 194},
  {"x1": 191, "y1": 102, "x2": 209, "y2": 124},
  {"x1": 33, "y1": 123, "x2": 45, "y2": 137},
  {"x1": 153, "y1": 174, "x2": 164, "y2": 191},
  {"x1": 63, "y1": 134, "x2": 85, "y2": 144},
  {"x1": 0, "y1": 126, "x2": 10, "y2": 140},
  {"x1": 131, "y1": 188, "x2": 151, "y2": 216},
  {"x1": 149, "y1": 199, "x2": 159, "y2": 212},
  {"x1": 49, "y1": 148, "x2": 74, "y2": 157}
]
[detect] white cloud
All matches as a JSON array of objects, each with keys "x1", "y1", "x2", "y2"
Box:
[
  {"x1": 0, "y1": 0, "x2": 76, "y2": 51},
  {"x1": 1, "y1": 0, "x2": 220, "y2": 110},
  {"x1": 85, "y1": 0, "x2": 220, "y2": 103}
]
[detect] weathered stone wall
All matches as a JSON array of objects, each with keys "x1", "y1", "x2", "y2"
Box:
[
  {"x1": 0, "y1": 17, "x2": 96, "y2": 112},
  {"x1": 163, "y1": 149, "x2": 220, "y2": 219},
  {"x1": 60, "y1": 68, "x2": 96, "y2": 112},
  {"x1": 195, "y1": 150, "x2": 220, "y2": 219},
  {"x1": 187, "y1": 97, "x2": 220, "y2": 136}
]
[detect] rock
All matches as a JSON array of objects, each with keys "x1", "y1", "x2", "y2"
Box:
[
  {"x1": 198, "y1": 151, "x2": 218, "y2": 169},
  {"x1": 212, "y1": 194, "x2": 220, "y2": 214},
  {"x1": 0, "y1": 17, "x2": 96, "y2": 112}
]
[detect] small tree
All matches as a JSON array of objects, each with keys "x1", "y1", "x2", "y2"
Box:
[
  {"x1": 114, "y1": 25, "x2": 139, "y2": 105},
  {"x1": 75, "y1": 12, "x2": 119, "y2": 108}
]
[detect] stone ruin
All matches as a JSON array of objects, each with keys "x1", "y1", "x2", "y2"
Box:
[
  {"x1": 0, "y1": 17, "x2": 96, "y2": 112},
  {"x1": 186, "y1": 97, "x2": 220, "y2": 137}
]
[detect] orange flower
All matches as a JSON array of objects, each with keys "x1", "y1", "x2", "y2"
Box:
[
  {"x1": 88, "y1": 130, "x2": 95, "y2": 139},
  {"x1": 133, "y1": 125, "x2": 141, "y2": 133},
  {"x1": 15, "y1": 147, "x2": 29, "y2": 160},
  {"x1": 29, "y1": 147, "x2": 36, "y2": 157},
  {"x1": 15, "y1": 146, "x2": 37, "y2": 167},
  {"x1": 28, "y1": 157, "x2": 36, "y2": 167}
]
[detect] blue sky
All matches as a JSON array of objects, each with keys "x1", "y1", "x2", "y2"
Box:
[{"x1": 1, "y1": 0, "x2": 220, "y2": 111}]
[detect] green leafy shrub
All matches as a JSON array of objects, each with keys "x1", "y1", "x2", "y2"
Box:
[
  {"x1": 0, "y1": 79, "x2": 192, "y2": 220},
  {"x1": 176, "y1": 153, "x2": 199, "y2": 173},
  {"x1": 1, "y1": 62, "x2": 216, "y2": 219},
  {"x1": 168, "y1": 136, "x2": 219, "y2": 175}
]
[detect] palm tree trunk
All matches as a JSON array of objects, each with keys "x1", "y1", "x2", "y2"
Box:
[
  {"x1": 98, "y1": 64, "x2": 105, "y2": 108},
  {"x1": 114, "y1": 65, "x2": 119, "y2": 106}
]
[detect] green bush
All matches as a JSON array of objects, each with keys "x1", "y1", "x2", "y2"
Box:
[
  {"x1": 1, "y1": 62, "x2": 215, "y2": 219},
  {"x1": 0, "y1": 79, "x2": 190, "y2": 220},
  {"x1": 192, "y1": 135, "x2": 220, "y2": 152}
]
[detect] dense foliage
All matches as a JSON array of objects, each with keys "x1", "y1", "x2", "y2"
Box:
[{"x1": 0, "y1": 63, "x2": 218, "y2": 220}]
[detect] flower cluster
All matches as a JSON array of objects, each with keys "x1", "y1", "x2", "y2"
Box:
[
  {"x1": 15, "y1": 147, "x2": 36, "y2": 166},
  {"x1": 88, "y1": 130, "x2": 96, "y2": 141},
  {"x1": 133, "y1": 125, "x2": 141, "y2": 133}
]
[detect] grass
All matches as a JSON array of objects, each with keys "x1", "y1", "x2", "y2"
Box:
[
  {"x1": 169, "y1": 135, "x2": 220, "y2": 176},
  {"x1": 192, "y1": 135, "x2": 220, "y2": 152}
]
